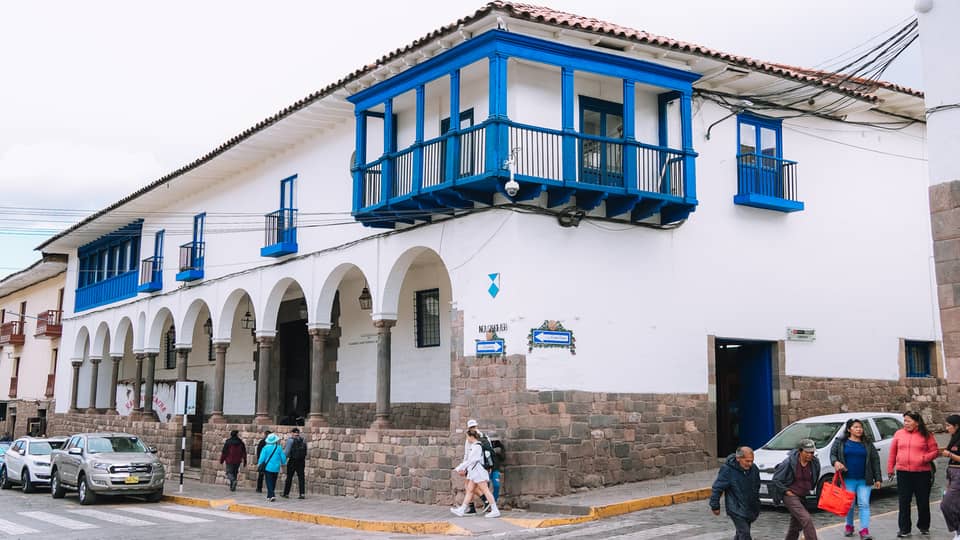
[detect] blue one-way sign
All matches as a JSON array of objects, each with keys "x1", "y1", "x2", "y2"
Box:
[
  {"x1": 532, "y1": 330, "x2": 572, "y2": 345},
  {"x1": 476, "y1": 339, "x2": 504, "y2": 356}
]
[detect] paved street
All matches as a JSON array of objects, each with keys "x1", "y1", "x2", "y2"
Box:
[{"x1": 0, "y1": 488, "x2": 396, "y2": 539}]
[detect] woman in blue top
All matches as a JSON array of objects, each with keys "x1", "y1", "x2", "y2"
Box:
[
  {"x1": 830, "y1": 419, "x2": 882, "y2": 540},
  {"x1": 257, "y1": 433, "x2": 288, "y2": 501}
]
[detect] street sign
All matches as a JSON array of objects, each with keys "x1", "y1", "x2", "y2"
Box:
[
  {"x1": 532, "y1": 330, "x2": 572, "y2": 345},
  {"x1": 174, "y1": 381, "x2": 198, "y2": 416},
  {"x1": 476, "y1": 339, "x2": 505, "y2": 356}
]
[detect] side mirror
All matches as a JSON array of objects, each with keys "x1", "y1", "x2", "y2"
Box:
[
  {"x1": 148, "y1": 447, "x2": 158, "y2": 454},
  {"x1": 68, "y1": 447, "x2": 83, "y2": 456}
]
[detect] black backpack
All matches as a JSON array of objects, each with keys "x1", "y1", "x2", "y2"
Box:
[
  {"x1": 478, "y1": 436, "x2": 495, "y2": 470},
  {"x1": 290, "y1": 437, "x2": 307, "y2": 460}
]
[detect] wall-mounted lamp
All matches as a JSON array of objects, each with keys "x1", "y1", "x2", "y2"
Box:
[
  {"x1": 298, "y1": 300, "x2": 308, "y2": 320},
  {"x1": 241, "y1": 298, "x2": 256, "y2": 337},
  {"x1": 203, "y1": 318, "x2": 212, "y2": 336},
  {"x1": 358, "y1": 281, "x2": 373, "y2": 311}
]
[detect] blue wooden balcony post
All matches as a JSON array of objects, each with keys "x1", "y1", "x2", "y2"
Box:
[
  {"x1": 486, "y1": 54, "x2": 508, "y2": 175},
  {"x1": 413, "y1": 85, "x2": 424, "y2": 194},
  {"x1": 381, "y1": 98, "x2": 394, "y2": 203},
  {"x1": 680, "y1": 91, "x2": 696, "y2": 201},
  {"x1": 446, "y1": 69, "x2": 461, "y2": 183},
  {"x1": 622, "y1": 79, "x2": 637, "y2": 191},
  {"x1": 561, "y1": 67, "x2": 576, "y2": 183},
  {"x1": 353, "y1": 111, "x2": 367, "y2": 212}
]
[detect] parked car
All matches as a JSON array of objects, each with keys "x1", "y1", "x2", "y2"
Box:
[
  {"x1": 0, "y1": 437, "x2": 67, "y2": 492},
  {"x1": 50, "y1": 433, "x2": 164, "y2": 505},
  {"x1": 0, "y1": 441, "x2": 11, "y2": 468},
  {"x1": 753, "y1": 412, "x2": 903, "y2": 506}
]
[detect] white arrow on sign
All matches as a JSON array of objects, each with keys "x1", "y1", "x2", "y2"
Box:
[
  {"x1": 477, "y1": 341, "x2": 504, "y2": 353},
  {"x1": 533, "y1": 331, "x2": 571, "y2": 344}
]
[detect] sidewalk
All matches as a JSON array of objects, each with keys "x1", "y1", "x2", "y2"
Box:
[{"x1": 162, "y1": 466, "x2": 719, "y2": 536}]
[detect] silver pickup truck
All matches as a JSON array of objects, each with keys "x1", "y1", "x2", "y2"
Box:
[{"x1": 50, "y1": 432, "x2": 165, "y2": 505}]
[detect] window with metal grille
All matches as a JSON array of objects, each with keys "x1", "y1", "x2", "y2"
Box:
[
  {"x1": 415, "y1": 288, "x2": 440, "y2": 348},
  {"x1": 164, "y1": 328, "x2": 176, "y2": 369},
  {"x1": 905, "y1": 340, "x2": 933, "y2": 378}
]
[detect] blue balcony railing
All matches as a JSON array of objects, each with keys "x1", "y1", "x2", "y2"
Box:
[
  {"x1": 176, "y1": 241, "x2": 204, "y2": 282},
  {"x1": 734, "y1": 153, "x2": 803, "y2": 212},
  {"x1": 137, "y1": 256, "x2": 162, "y2": 293},
  {"x1": 261, "y1": 208, "x2": 298, "y2": 257},
  {"x1": 76, "y1": 270, "x2": 138, "y2": 311}
]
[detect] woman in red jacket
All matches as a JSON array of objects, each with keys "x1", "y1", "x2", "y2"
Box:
[{"x1": 888, "y1": 411, "x2": 939, "y2": 537}]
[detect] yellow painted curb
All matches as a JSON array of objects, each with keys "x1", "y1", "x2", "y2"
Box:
[
  {"x1": 163, "y1": 494, "x2": 235, "y2": 508},
  {"x1": 505, "y1": 487, "x2": 713, "y2": 529},
  {"x1": 225, "y1": 503, "x2": 471, "y2": 536}
]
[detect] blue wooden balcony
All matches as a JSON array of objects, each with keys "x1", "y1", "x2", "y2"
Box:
[
  {"x1": 261, "y1": 208, "x2": 298, "y2": 257},
  {"x1": 734, "y1": 154, "x2": 803, "y2": 212},
  {"x1": 137, "y1": 256, "x2": 162, "y2": 293},
  {"x1": 176, "y1": 241, "x2": 204, "y2": 282},
  {"x1": 76, "y1": 270, "x2": 138, "y2": 311}
]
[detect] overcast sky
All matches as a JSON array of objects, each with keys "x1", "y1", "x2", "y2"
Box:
[{"x1": 0, "y1": 0, "x2": 923, "y2": 279}]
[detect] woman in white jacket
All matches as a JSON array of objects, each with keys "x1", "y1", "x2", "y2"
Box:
[{"x1": 451, "y1": 431, "x2": 501, "y2": 518}]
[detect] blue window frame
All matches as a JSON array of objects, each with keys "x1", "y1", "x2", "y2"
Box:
[
  {"x1": 176, "y1": 213, "x2": 205, "y2": 281},
  {"x1": 75, "y1": 220, "x2": 143, "y2": 311},
  {"x1": 262, "y1": 176, "x2": 298, "y2": 257},
  {"x1": 905, "y1": 341, "x2": 933, "y2": 378},
  {"x1": 138, "y1": 230, "x2": 164, "y2": 293},
  {"x1": 734, "y1": 113, "x2": 803, "y2": 212},
  {"x1": 281, "y1": 176, "x2": 295, "y2": 211},
  {"x1": 579, "y1": 96, "x2": 624, "y2": 187}
]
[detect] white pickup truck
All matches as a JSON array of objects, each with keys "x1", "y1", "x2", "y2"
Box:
[{"x1": 49, "y1": 432, "x2": 165, "y2": 505}]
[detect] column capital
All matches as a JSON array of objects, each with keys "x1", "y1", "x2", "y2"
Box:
[
  {"x1": 110, "y1": 355, "x2": 123, "y2": 362},
  {"x1": 71, "y1": 359, "x2": 83, "y2": 368},
  {"x1": 175, "y1": 345, "x2": 192, "y2": 353},
  {"x1": 89, "y1": 357, "x2": 102, "y2": 365},
  {"x1": 134, "y1": 352, "x2": 146, "y2": 360},
  {"x1": 373, "y1": 319, "x2": 397, "y2": 330},
  {"x1": 257, "y1": 335, "x2": 275, "y2": 346},
  {"x1": 308, "y1": 327, "x2": 331, "y2": 339},
  {"x1": 212, "y1": 341, "x2": 230, "y2": 352}
]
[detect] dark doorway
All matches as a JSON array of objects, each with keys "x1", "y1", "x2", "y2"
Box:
[
  {"x1": 715, "y1": 339, "x2": 776, "y2": 457},
  {"x1": 278, "y1": 320, "x2": 310, "y2": 424}
]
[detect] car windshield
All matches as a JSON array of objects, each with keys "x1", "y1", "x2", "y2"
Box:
[
  {"x1": 0, "y1": 442, "x2": 9, "y2": 456},
  {"x1": 87, "y1": 437, "x2": 148, "y2": 454},
  {"x1": 764, "y1": 422, "x2": 843, "y2": 450},
  {"x1": 28, "y1": 442, "x2": 57, "y2": 456}
]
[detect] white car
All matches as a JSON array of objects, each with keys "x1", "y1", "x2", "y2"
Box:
[
  {"x1": 753, "y1": 412, "x2": 904, "y2": 505},
  {"x1": 0, "y1": 437, "x2": 68, "y2": 493}
]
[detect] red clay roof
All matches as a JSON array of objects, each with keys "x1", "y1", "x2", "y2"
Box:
[{"x1": 37, "y1": 1, "x2": 922, "y2": 251}]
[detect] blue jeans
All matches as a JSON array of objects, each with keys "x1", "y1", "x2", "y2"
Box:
[
  {"x1": 490, "y1": 470, "x2": 501, "y2": 501},
  {"x1": 844, "y1": 477, "x2": 873, "y2": 529},
  {"x1": 264, "y1": 471, "x2": 278, "y2": 499}
]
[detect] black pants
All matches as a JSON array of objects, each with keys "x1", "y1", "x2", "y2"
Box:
[
  {"x1": 730, "y1": 514, "x2": 752, "y2": 540},
  {"x1": 257, "y1": 470, "x2": 265, "y2": 492},
  {"x1": 897, "y1": 470, "x2": 932, "y2": 533},
  {"x1": 284, "y1": 458, "x2": 305, "y2": 496}
]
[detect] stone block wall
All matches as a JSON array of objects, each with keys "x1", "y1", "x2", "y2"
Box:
[
  {"x1": 329, "y1": 402, "x2": 449, "y2": 429},
  {"x1": 931, "y1": 180, "x2": 960, "y2": 404}
]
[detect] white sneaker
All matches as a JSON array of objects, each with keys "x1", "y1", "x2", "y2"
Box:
[
  {"x1": 450, "y1": 507, "x2": 466, "y2": 517},
  {"x1": 485, "y1": 508, "x2": 501, "y2": 518}
]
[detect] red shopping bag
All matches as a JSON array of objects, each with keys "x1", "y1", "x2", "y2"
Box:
[{"x1": 817, "y1": 473, "x2": 856, "y2": 516}]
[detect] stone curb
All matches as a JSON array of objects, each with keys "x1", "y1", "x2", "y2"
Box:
[
  {"x1": 503, "y1": 487, "x2": 713, "y2": 528},
  {"x1": 163, "y1": 494, "x2": 472, "y2": 536}
]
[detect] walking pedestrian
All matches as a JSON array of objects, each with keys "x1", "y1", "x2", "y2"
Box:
[
  {"x1": 255, "y1": 429, "x2": 271, "y2": 493},
  {"x1": 771, "y1": 438, "x2": 821, "y2": 540},
  {"x1": 463, "y1": 419, "x2": 494, "y2": 513},
  {"x1": 257, "y1": 432, "x2": 287, "y2": 502},
  {"x1": 450, "y1": 430, "x2": 501, "y2": 518},
  {"x1": 709, "y1": 446, "x2": 760, "y2": 540},
  {"x1": 889, "y1": 410, "x2": 939, "y2": 537},
  {"x1": 940, "y1": 414, "x2": 960, "y2": 540},
  {"x1": 830, "y1": 419, "x2": 881, "y2": 539},
  {"x1": 219, "y1": 429, "x2": 247, "y2": 492},
  {"x1": 282, "y1": 427, "x2": 307, "y2": 499}
]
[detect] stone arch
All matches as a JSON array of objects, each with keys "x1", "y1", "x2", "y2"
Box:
[
  {"x1": 72, "y1": 325, "x2": 91, "y2": 360},
  {"x1": 315, "y1": 263, "x2": 369, "y2": 327},
  {"x1": 146, "y1": 307, "x2": 175, "y2": 352},
  {"x1": 379, "y1": 246, "x2": 452, "y2": 317},
  {"x1": 179, "y1": 298, "x2": 212, "y2": 347},
  {"x1": 261, "y1": 277, "x2": 306, "y2": 333},
  {"x1": 92, "y1": 321, "x2": 111, "y2": 359},
  {"x1": 112, "y1": 316, "x2": 133, "y2": 356},
  {"x1": 217, "y1": 288, "x2": 255, "y2": 341}
]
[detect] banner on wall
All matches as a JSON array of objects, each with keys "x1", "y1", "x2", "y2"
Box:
[{"x1": 115, "y1": 380, "x2": 178, "y2": 422}]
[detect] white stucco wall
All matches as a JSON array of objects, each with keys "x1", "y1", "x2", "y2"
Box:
[
  {"x1": 0, "y1": 274, "x2": 64, "y2": 401},
  {"x1": 917, "y1": 0, "x2": 960, "y2": 186}
]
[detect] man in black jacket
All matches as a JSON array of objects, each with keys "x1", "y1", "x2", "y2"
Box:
[
  {"x1": 772, "y1": 438, "x2": 822, "y2": 540},
  {"x1": 710, "y1": 446, "x2": 761, "y2": 539},
  {"x1": 255, "y1": 429, "x2": 271, "y2": 493}
]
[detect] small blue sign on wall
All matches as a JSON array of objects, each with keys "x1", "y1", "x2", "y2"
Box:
[
  {"x1": 476, "y1": 339, "x2": 505, "y2": 356},
  {"x1": 528, "y1": 320, "x2": 576, "y2": 355}
]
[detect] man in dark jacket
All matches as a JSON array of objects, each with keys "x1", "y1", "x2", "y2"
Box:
[
  {"x1": 219, "y1": 430, "x2": 247, "y2": 492},
  {"x1": 282, "y1": 427, "x2": 307, "y2": 499},
  {"x1": 255, "y1": 429, "x2": 271, "y2": 493},
  {"x1": 772, "y1": 438, "x2": 822, "y2": 540},
  {"x1": 710, "y1": 446, "x2": 760, "y2": 539}
]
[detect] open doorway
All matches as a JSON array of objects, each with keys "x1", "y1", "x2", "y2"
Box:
[{"x1": 715, "y1": 339, "x2": 776, "y2": 457}]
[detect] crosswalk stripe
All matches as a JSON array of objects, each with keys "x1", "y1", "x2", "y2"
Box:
[
  {"x1": 170, "y1": 506, "x2": 258, "y2": 520},
  {"x1": 116, "y1": 507, "x2": 211, "y2": 523},
  {"x1": 18, "y1": 511, "x2": 98, "y2": 530},
  {"x1": 683, "y1": 533, "x2": 733, "y2": 540},
  {"x1": 607, "y1": 524, "x2": 698, "y2": 539},
  {"x1": 0, "y1": 518, "x2": 39, "y2": 535},
  {"x1": 67, "y1": 509, "x2": 155, "y2": 526}
]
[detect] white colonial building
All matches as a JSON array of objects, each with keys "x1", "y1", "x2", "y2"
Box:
[{"x1": 37, "y1": 2, "x2": 940, "y2": 503}]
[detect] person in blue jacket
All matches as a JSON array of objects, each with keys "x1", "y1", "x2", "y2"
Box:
[
  {"x1": 710, "y1": 446, "x2": 761, "y2": 539},
  {"x1": 257, "y1": 432, "x2": 288, "y2": 501}
]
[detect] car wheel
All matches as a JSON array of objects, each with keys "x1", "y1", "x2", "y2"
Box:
[
  {"x1": 0, "y1": 467, "x2": 11, "y2": 490},
  {"x1": 146, "y1": 489, "x2": 163, "y2": 503},
  {"x1": 77, "y1": 475, "x2": 97, "y2": 505},
  {"x1": 50, "y1": 469, "x2": 65, "y2": 499},
  {"x1": 21, "y1": 469, "x2": 35, "y2": 493}
]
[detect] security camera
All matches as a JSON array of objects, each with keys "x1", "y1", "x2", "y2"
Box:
[{"x1": 504, "y1": 178, "x2": 519, "y2": 197}]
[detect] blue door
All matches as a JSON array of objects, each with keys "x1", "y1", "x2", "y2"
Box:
[
  {"x1": 716, "y1": 340, "x2": 776, "y2": 455},
  {"x1": 579, "y1": 96, "x2": 624, "y2": 187}
]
